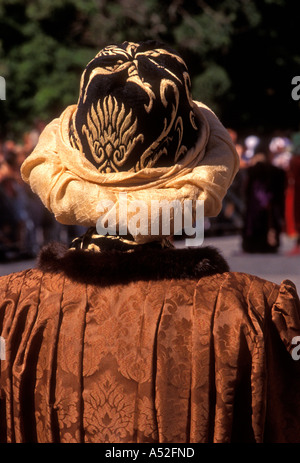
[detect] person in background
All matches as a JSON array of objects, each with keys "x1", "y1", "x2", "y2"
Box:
[
  {"x1": 286, "y1": 132, "x2": 300, "y2": 255},
  {"x1": 269, "y1": 136, "x2": 292, "y2": 172},
  {"x1": 242, "y1": 134, "x2": 260, "y2": 165},
  {"x1": 242, "y1": 137, "x2": 286, "y2": 254},
  {"x1": 0, "y1": 146, "x2": 35, "y2": 260}
]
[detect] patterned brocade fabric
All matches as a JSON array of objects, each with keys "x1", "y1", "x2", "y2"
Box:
[
  {"x1": 69, "y1": 41, "x2": 199, "y2": 173},
  {"x1": 1, "y1": 268, "x2": 300, "y2": 443}
]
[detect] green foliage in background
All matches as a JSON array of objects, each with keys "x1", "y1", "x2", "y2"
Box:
[{"x1": 0, "y1": 0, "x2": 299, "y2": 139}]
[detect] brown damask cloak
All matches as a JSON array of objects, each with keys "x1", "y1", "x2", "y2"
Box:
[{"x1": 0, "y1": 243, "x2": 300, "y2": 443}]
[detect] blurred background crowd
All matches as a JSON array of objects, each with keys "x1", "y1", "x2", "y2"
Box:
[
  {"x1": 0, "y1": 0, "x2": 300, "y2": 262},
  {"x1": 0, "y1": 128, "x2": 86, "y2": 261}
]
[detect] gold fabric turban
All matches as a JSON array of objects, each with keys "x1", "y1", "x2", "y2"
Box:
[{"x1": 21, "y1": 41, "x2": 240, "y2": 243}]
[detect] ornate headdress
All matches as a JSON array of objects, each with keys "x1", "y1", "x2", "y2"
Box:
[
  {"x1": 69, "y1": 41, "x2": 199, "y2": 173},
  {"x1": 21, "y1": 41, "x2": 239, "y2": 243}
]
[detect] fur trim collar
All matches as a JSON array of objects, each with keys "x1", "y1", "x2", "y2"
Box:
[{"x1": 37, "y1": 241, "x2": 229, "y2": 286}]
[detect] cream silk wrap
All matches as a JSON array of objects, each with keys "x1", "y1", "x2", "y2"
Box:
[{"x1": 21, "y1": 101, "x2": 240, "y2": 242}]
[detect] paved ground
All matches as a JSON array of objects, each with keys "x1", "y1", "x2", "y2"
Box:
[
  {"x1": 0, "y1": 233, "x2": 299, "y2": 295},
  {"x1": 204, "y1": 233, "x2": 300, "y2": 295}
]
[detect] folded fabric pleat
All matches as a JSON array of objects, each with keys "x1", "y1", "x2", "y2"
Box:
[{"x1": 1, "y1": 269, "x2": 300, "y2": 443}]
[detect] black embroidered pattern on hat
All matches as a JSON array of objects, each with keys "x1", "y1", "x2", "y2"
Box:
[{"x1": 69, "y1": 40, "x2": 199, "y2": 173}]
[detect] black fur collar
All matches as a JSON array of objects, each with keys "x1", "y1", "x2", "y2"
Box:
[{"x1": 37, "y1": 241, "x2": 229, "y2": 286}]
